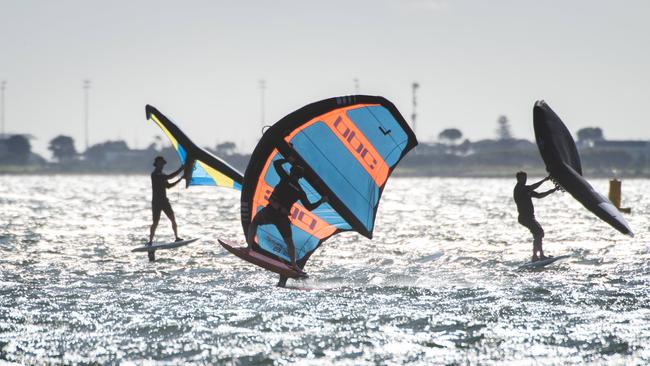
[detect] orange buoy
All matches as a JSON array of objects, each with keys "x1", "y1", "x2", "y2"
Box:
[{"x1": 608, "y1": 179, "x2": 631, "y2": 213}]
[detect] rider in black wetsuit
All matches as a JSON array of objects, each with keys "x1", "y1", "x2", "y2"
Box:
[
  {"x1": 149, "y1": 156, "x2": 184, "y2": 260},
  {"x1": 513, "y1": 171, "x2": 558, "y2": 262},
  {"x1": 246, "y1": 157, "x2": 327, "y2": 286}
]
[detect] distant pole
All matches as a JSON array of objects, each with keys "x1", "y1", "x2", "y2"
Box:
[
  {"x1": 83, "y1": 79, "x2": 91, "y2": 150},
  {"x1": 411, "y1": 82, "x2": 419, "y2": 134},
  {"x1": 354, "y1": 78, "x2": 359, "y2": 94},
  {"x1": 1, "y1": 80, "x2": 6, "y2": 137},
  {"x1": 259, "y1": 79, "x2": 266, "y2": 129}
]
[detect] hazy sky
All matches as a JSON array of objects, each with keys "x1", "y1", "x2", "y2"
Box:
[{"x1": 1, "y1": 0, "x2": 649, "y2": 157}]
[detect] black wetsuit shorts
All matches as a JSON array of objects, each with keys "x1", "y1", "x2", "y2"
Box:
[
  {"x1": 518, "y1": 216, "x2": 544, "y2": 240},
  {"x1": 152, "y1": 199, "x2": 174, "y2": 222},
  {"x1": 253, "y1": 206, "x2": 292, "y2": 239}
]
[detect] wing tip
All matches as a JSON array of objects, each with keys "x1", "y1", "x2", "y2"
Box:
[{"x1": 145, "y1": 104, "x2": 155, "y2": 119}]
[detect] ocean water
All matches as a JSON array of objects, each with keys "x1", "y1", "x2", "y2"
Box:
[{"x1": 1, "y1": 175, "x2": 649, "y2": 365}]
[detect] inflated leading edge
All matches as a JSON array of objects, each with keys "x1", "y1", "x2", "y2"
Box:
[
  {"x1": 146, "y1": 105, "x2": 243, "y2": 190},
  {"x1": 533, "y1": 100, "x2": 633, "y2": 237},
  {"x1": 241, "y1": 95, "x2": 418, "y2": 265}
]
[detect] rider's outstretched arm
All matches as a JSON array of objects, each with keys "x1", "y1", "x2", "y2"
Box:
[
  {"x1": 167, "y1": 175, "x2": 184, "y2": 188},
  {"x1": 166, "y1": 164, "x2": 185, "y2": 179},
  {"x1": 273, "y1": 158, "x2": 289, "y2": 180},
  {"x1": 299, "y1": 191, "x2": 327, "y2": 211},
  {"x1": 532, "y1": 188, "x2": 557, "y2": 199},
  {"x1": 528, "y1": 176, "x2": 550, "y2": 191}
]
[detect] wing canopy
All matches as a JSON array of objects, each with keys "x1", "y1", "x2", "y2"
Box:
[
  {"x1": 241, "y1": 95, "x2": 418, "y2": 263},
  {"x1": 533, "y1": 100, "x2": 633, "y2": 236},
  {"x1": 146, "y1": 105, "x2": 243, "y2": 190},
  {"x1": 533, "y1": 101, "x2": 582, "y2": 174}
]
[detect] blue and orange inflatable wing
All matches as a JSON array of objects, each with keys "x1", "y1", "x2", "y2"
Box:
[
  {"x1": 240, "y1": 95, "x2": 418, "y2": 265},
  {"x1": 145, "y1": 105, "x2": 243, "y2": 190}
]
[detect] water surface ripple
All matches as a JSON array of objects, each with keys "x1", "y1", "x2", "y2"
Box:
[{"x1": 1, "y1": 176, "x2": 649, "y2": 364}]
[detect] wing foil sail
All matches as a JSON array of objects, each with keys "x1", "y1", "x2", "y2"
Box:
[
  {"x1": 145, "y1": 105, "x2": 243, "y2": 190},
  {"x1": 240, "y1": 95, "x2": 418, "y2": 264},
  {"x1": 533, "y1": 100, "x2": 633, "y2": 236}
]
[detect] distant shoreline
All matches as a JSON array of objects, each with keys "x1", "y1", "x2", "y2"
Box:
[
  {"x1": 4, "y1": 135, "x2": 648, "y2": 179},
  {"x1": 1, "y1": 165, "x2": 645, "y2": 179}
]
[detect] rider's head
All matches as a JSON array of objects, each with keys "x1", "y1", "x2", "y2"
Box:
[
  {"x1": 290, "y1": 164, "x2": 304, "y2": 179},
  {"x1": 516, "y1": 171, "x2": 527, "y2": 183},
  {"x1": 153, "y1": 156, "x2": 167, "y2": 168}
]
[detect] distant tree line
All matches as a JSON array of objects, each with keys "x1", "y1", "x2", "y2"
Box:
[
  {"x1": 3, "y1": 118, "x2": 650, "y2": 178},
  {"x1": 35, "y1": 135, "x2": 249, "y2": 173}
]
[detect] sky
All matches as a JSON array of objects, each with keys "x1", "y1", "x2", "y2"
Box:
[{"x1": 1, "y1": 0, "x2": 649, "y2": 158}]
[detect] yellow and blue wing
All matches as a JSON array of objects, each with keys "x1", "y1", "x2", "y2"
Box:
[{"x1": 146, "y1": 105, "x2": 243, "y2": 190}]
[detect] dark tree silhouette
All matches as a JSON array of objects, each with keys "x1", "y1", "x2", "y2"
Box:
[
  {"x1": 49, "y1": 135, "x2": 77, "y2": 162},
  {"x1": 576, "y1": 127, "x2": 604, "y2": 143},
  {"x1": 215, "y1": 141, "x2": 237, "y2": 155},
  {"x1": 3, "y1": 135, "x2": 31, "y2": 164},
  {"x1": 496, "y1": 115, "x2": 512, "y2": 140},
  {"x1": 438, "y1": 128, "x2": 463, "y2": 144}
]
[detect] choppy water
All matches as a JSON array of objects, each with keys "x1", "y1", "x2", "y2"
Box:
[{"x1": 1, "y1": 175, "x2": 649, "y2": 364}]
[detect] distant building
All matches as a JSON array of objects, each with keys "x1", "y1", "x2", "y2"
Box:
[
  {"x1": 470, "y1": 138, "x2": 536, "y2": 153},
  {"x1": 592, "y1": 140, "x2": 650, "y2": 159},
  {"x1": 104, "y1": 149, "x2": 152, "y2": 164},
  {"x1": 412, "y1": 142, "x2": 446, "y2": 155}
]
